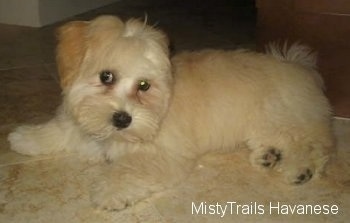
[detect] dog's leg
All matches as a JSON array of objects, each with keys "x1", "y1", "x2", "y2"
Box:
[
  {"x1": 8, "y1": 117, "x2": 69, "y2": 156},
  {"x1": 248, "y1": 133, "x2": 332, "y2": 185},
  {"x1": 249, "y1": 143, "x2": 317, "y2": 185},
  {"x1": 90, "y1": 151, "x2": 193, "y2": 211},
  {"x1": 279, "y1": 140, "x2": 332, "y2": 185},
  {"x1": 8, "y1": 113, "x2": 105, "y2": 161}
]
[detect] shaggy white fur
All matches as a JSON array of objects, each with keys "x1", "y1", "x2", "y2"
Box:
[{"x1": 8, "y1": 15, "x2": 334, "y2": 211}]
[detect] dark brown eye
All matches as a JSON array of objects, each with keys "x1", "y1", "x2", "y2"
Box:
[
  {"x1": 138, "y1": 80, "x2": 151, "y2": 91},
  {"x1": 99, "y1": 70, "x2": 115, "y2": 85}
]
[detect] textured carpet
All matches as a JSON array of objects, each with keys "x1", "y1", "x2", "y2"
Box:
[{"x1": 0, "y1": 117, "x2": 349, "y2": 223}]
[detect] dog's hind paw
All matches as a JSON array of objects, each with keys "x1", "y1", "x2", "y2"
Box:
[
  {"x1": 261, "y1": 148, "x2": 282, "y2": 168},
  {"x1": 251, "y1": 147, "x2": 282, "y2": 169},
  {"x1": 283, "y1": 167, "x2": 314, "y2": 185},
  {"x1": 293, "y1": 168, "x2": 313, "y2": 185}
]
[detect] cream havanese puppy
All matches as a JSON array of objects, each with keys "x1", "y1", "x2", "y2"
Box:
[{"x1": 8, "y1": 15, "x2": 334, "y2": 210}]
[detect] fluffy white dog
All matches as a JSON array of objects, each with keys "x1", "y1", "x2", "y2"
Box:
[{"x1": 8, "y1": 15, "x2": 334, "y2": 210}]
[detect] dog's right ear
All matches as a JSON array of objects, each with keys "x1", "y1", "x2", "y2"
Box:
[{"x1": 56, "y1": 21, "x2": 88, "y2": 89}]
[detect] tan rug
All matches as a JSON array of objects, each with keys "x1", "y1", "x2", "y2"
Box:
[{"x1": 0, "y1": 117, "x2": 349, "y2": 222}]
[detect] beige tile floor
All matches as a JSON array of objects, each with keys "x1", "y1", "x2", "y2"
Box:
[
  {"x1": 1, "y1": 1, "x2": 349, "y2": 222},
  {"x1": 0, "y1": 119, "x2": 349, "y2": 223}
]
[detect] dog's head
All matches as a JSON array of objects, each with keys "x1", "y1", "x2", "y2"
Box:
[{"x1": 56, "y1": 15, "x2": 172, "y2": 142}]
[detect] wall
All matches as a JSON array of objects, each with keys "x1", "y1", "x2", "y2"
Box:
[
  {"x1": 256, "y1": 0, "x2": 350, "y2": 117},
  {"x1": 0, "y1": 0, "x2": 119, "y2": 27},
  {"x1": 0, "y1": 0, "x2": 41, "y2": 27}
]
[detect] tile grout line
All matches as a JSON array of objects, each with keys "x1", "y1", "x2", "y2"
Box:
[
  {"x1": 0, "y1": 62, "x2": 56, "y2": 72},
  {"x1": 0, "y1": 153, "x2": 73, "y2": 168},
  {"x1": 334, "y1": 116, "x2": 350, "y2": 121}
]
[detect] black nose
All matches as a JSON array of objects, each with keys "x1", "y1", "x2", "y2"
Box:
[{"x1": 112, "y1": 111, "x2": 132, "y2": 129}]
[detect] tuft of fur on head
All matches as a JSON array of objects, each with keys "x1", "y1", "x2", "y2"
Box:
[{"x1": 56, "y1": 15, "x2": 170, "y2": 90}]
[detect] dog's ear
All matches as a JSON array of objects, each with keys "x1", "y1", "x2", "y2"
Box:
[{"x1": 56, "y1": 21, "x2": 88, "y2": 89}]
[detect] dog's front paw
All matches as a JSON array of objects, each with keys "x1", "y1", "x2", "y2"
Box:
[
  {"x1": 90, "y1": 178, "x2": 155, "y2": 211},
  {"x1": 91, "y1": 181, "x2": 129, "y2": 211},
  {"x1": 8, "y1": 126, "x2": 43, "y2": 156}
]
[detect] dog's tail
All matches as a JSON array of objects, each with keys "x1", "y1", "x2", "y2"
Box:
[
  {"x1": 265, "y1": 42, "x2": 325, "y2": 89},
  {"x1": 265, "y1": 42, "x2": 317, "y2": 69}
]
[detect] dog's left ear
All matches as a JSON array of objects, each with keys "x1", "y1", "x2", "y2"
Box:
[{"x1": 56, "y1": 21, "x2": 88, "y2": 89}]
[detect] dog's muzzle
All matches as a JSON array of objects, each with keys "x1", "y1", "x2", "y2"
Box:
[{"x1": 112, "y1": 111, "x2": 132, "y2": 129}]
